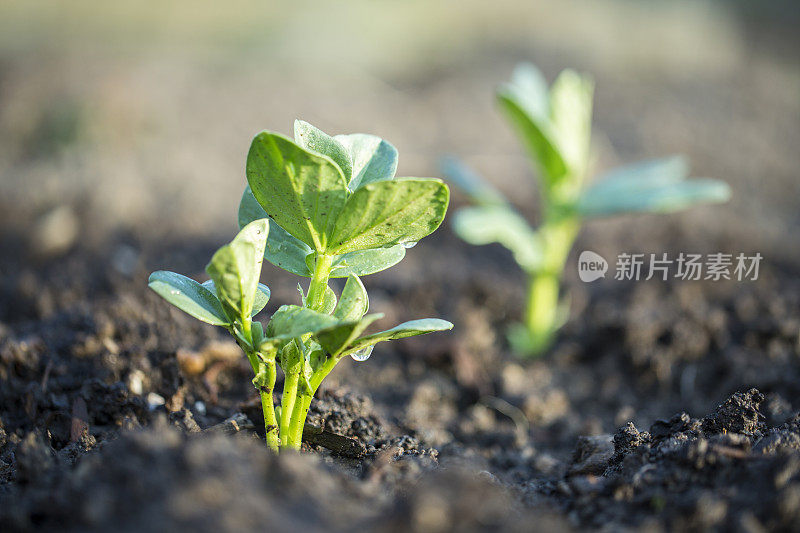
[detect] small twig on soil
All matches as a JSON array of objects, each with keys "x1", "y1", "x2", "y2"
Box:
[
  {"x1": 204, "y1": 410, "x2": 365, "y2": 457},
  {"x1": 480, "y1": 396, "x2": 530, "y2": 433},
  {"x1": 302, "y1": 423, "x2": 366, "y2": 458},
  {"x1": 204, "y1": 413, "x2": 255, "y2": 435},
  {"x1": 70, "y1": 397, "x2": 90, "y2": 442},
  {"x1": 40, "y1": 359, "x2": 53, "y2": 393},
  {"x1": 203, "y1": 361, "x2": 230, "y2": 404}
]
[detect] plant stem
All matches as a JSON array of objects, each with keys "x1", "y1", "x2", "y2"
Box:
[
  {"x1": 310, "y1": 354, "x2": 338, "y2": 391},
  {"x1": 280, "y1": 372, "x2": 299, "y2": 447},
  {"x1": 255, "y1": 350, "x2": 280, "y2": 452},
  {"x1": 306, "y1": 253, "x2": 333, "y2": 311},
  {"x1": 521, "y1": 216, "x2": 579, "y2": 356},
  {"x1": 289, "y1": 393, "x2": 312, "y2": 448}
]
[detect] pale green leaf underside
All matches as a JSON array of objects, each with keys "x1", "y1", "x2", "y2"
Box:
[
  {"x1": 584, "y1": 156, "x2": 689, "y2": 195},
  {"x1": 148, "y1": 271, "x2": 229, "y2": 326},
  {"x1": 548, "y1": 69, "x2": 594, "y2": 179},
  {"x1": 239, "y1": 186, "x2": 408, "y2": 278},
  {"x1": 577, "y1": 178, "x2": 731, "y2": 217},
  {"x1": 329, "y1": 179, "x2": 450, "y2": 255},
  {"x1": 440, "y1": 156, "x2": 507, "y2": 207},
  {"x1": 202, "y1": 280, "x2": 271, "y2": 317},
  {"x1": 330, "y1": 246, "x2": 406, "y2": 277},
  {"x1": 246, "y1": 131, "x2": 348, "y2": 250},
  {"x1": 453, "y1": 205, "x2": 542, "y2": 271},
  {"x1": 340, "y1": 318, "x2": 454, "y2": 356},
  {"x1": 335, "y1": 133, "x2": 398, "y2": 191},
  {"x1": 205, "y1": 219, "x2": 268, "y2": 321},
  {"x1": 294, "y1": 120, "x2": 353, "y2": 184},
  {"x1": 239, "y1": 186, "x2": 313, "y2": 276},
  {"x1": 507, "y1": 63, "x2": 550, "y2": 121}
]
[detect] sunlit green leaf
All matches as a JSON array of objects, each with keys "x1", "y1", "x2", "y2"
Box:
[
  {"x1": 205, "y1": 219, "x2": 268, "y2": 322},
  {"x1": 294, "y1": 120, "x2": 353, "y2": 183},
  {"x1": 328, "y1": 178, "x2": 449, "y2": 255},
  {"x1": 452, "y1": 205, "x2": 542, "y2": 271},
  {"x1": 246, "y1": 131, "x2": 348, "y2": 250},
  {"x1": 148, "y1": 271, "x2": 229, "y2": 326},
  {"x1": 497, "y1": 70, "x2": 567, "y2": 184},
  {"x1": 316, "y1": 313, "x2": 382, "y2": 357},
  {"x1": 265, "y1": 305, "x2": 345, "y2": 341},
  {"x1": 335, "y1": 133, "x2": 398, "y2": 190}
]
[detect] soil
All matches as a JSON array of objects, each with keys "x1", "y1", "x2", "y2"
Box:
[{"x1": 1, "y1": 220, "x2": 800, "y2": 532}]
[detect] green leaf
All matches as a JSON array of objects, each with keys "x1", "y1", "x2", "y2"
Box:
[
  {"x1": 335, "y1": 133, "x2": 398, "y2": 191},
  {"x1": 148, "y1": 271, "x2": 230, "y2": 326},
  {"x1": 238, "y1": 186, "x2": 313, "y2": 277},
  {"x1": 205, "y1": 219, "x2": 268, "y2": 322},
  {"x1": 548, "y1": 69, "x2": 594, "y2": 179},
  {"x1": 252, "y1": 321, "x2": 265, "y2": 348},
  {"x1": 246, "y1": 131, "x2": 348, "y2": 251},
  {"x1": 277, "y1": 339, "x2": 304, "y2": 374},
  {"x1": 577, "y1": 178, "x2": 731, "y2": 217},
  {"x1": 294, "y1": 120, "x2": 353, "y2": 183},
  {"x1": 202, "y1": 280, "x2": 271, "y2": 317},
  {"x1": 340, "y1": 318, "x2": 454, "y2": 356},
  {"x1": 265, "y1": 305, "x2": 344, "y2": 341},
  {"x1": 319, "y1": 285, "x2": 338, "y2": 315},
  {"x1": 498, "y1": 71, "x2": 567, "y2": 184},
  {"x1": 316, "y1": 313, "x2": 382, "y2": 357},
  {"x1": 242, "y1": 184, "x2": 404, "y2": 277},
  {"x1": 295, "y1": 283, "x2": 335, "y2": 313},
  {"x1": 507, "y1": 63, "x2": 550, "y2": 120},
  {"x1": 333, "y1": 275, "x2": 369, "y2": 321},
  {"x1": 328, "y1": 178, "x2": 450, "y2": 255},
  {"x1": 452, "y1": 205, "x2": 542, "y2": 271},
  {"x1": 329, "y1": 246, "x2": 406, "y2": 278},
  {"x1": 440, "y1": 156, "x2": 507, "y2": 207}
]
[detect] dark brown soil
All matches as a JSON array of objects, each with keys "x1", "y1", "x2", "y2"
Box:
[{"x1": 1, "y1": 220, "x2": 799, "y2": 532}]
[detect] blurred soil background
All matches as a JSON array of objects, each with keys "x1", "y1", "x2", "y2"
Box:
[{"x1": 1, "y1": 0, "x2": 800, "y2": 531}]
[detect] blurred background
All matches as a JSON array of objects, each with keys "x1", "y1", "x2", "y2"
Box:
[{"x1": 1, "y1": 0, "x2": 798, "y2": 263}]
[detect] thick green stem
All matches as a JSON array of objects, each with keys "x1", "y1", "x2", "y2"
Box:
[
  {"x1": 279, "y1": 372, "x2": 299, "y2": 447},
  {"x1": 287, "y1": 392, "x2": 312, "y2": 448},
  {"x1": 310, "y1": 354, "x2": 338, "y2": 392},
  {"x1": 305, "y1": 253, "x2": 333, "y2": 311},
  {"x1": 286, "y1": 388, "x2": 311, "y2": 450},
  {"x1": 524, "y1": 270, "x2": 560, "y2": 353},
  {"x1": 520, "y1": 216, "x2": 579, "y2": 356},
  {"x1": 253, "y1": 351, "x2": 280, "y2": 452}
]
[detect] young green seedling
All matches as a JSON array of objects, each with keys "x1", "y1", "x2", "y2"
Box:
[
  {"x1": 150, "y1": 120, "x2": 452, "y2": 451},
  {"x1": 444, "y1": 64, "x2": 731, "y2": 357}
]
